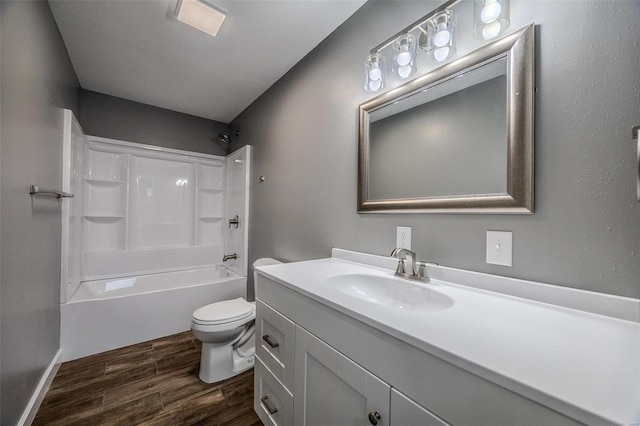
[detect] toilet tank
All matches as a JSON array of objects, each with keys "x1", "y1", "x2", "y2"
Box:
[{"x1": 252, "y1": 258, "x2": 282, "y2": 282}]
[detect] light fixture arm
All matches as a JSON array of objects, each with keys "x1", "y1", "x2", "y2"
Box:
[{"x1": 369, "y1": 0, "x2": 460, "y2": 54}]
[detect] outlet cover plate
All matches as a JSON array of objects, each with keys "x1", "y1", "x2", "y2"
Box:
[
  {"x1": 396, "y1": 226, "x2": 412, "y2": 250},
  {"x1": 486, "y1": 230, "x2": 512, "y2": 267}
]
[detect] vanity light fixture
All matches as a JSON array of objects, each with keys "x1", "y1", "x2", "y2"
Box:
[
  {"x1": 422, "y1": 10, "x2": 457, "y2": 62},
  {"x1": 473, "y1": 0, "x2": 510, "y2": 40},
  {"x1": 392, "y1": 34, "x2": 417, "y2": 79},
  {"x1": 362, "y1": 0, "x2": 516, "y2": 92},
  {"x1": 364, "y1": 53, "x2": 386, "y2": 92},
  {"x1": 362, "y1": 0, "x2": 460, "y2": 91},
  {"x1": 176, "y1": 0, "x2": 227, "y2": 37}
]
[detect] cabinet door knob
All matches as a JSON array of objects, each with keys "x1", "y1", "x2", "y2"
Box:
[
  {"x1": 262, "y1": 334, "x2": 279, "y2": 348},
  {"x1": 261, "y1": 395, "x2": 278, "y2": 414},
  {"x1": 368, "y1": 411, "x2": 381, "y2": 425}
]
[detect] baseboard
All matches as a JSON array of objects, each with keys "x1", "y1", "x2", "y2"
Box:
[{"x1": 17, "y1": 349, "x2": 62, "y2": 426}]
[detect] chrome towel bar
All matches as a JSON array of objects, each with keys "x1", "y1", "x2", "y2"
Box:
[{"x1": 29, "y1": 185, "x2": 74, "y2": 199}]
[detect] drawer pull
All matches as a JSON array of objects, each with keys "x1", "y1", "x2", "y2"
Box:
[
  {"x1": 368, "y1": 411, "x2": 381, "y2": 425},
  {"x1": 262, "y1": 334, "x2": 279, "y2": 348},
  {"x1": 261, "y1": 395, "x2": 278, "y2": 414}
]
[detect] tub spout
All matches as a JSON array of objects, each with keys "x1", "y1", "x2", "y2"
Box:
[{"x1": 223, "y1": 253, "x2": 238, "y2": 262}]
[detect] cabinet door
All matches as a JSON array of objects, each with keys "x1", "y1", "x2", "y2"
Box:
[
  {"x1": 294, "y1": 327, "x2": 390, "y2": 426},
  {"x1": 390, "y1": 388, "x2": 450, "y2": 426}
]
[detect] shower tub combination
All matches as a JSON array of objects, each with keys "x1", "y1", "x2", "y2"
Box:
[
  {"x1": 59, "y1": 112, "x2": 251, "y2": 362},
  {"x1": 61, "y1": 267, "x2": 245, "y2": 361}
]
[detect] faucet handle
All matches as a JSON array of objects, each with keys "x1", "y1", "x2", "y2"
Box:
[
  {"x1": 415, "y1": 261, "x2": 433, "y2": 283},
  {"x1": 416, "y1": 262, "x2": 427, "y2": 278}
]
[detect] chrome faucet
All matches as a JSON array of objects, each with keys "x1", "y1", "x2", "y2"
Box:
[
  {"x1": 391, "y1": 248, "x2": 431, "y2": 283},
  {"x1": 223, "y1": 253, "x2": 238, "y2": 262},
  {"x1": 391, "y1": 248, "x2": 416, "y2": 275}
]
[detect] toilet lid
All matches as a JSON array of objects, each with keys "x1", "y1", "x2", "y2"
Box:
[{"x1": 193, "y1": 297, "x2": 253, "y2": 324}]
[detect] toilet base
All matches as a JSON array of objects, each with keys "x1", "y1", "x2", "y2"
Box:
[
  {"x1": 198, "y1": 341, "x2": 255, "y2": 384},
  {"x1": 232, "y1": 345, "x2": 255, "y2": 372}
]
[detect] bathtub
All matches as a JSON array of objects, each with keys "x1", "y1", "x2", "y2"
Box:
[{"x1": 60, "y1": 267, "x2": 246, "y2": 362}]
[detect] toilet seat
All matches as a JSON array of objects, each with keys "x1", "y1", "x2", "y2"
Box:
[{"x1": 192, "y1": 297, "x2": 255, "y2": 326}]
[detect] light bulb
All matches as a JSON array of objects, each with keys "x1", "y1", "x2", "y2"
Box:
[
  {"x1": 368, "y1": 79, "x2": 382, "y2": 91},
  {"x1": 365, "y1": 53, "x2": 384, "y2": 92},
  {"x1": 482, "y1": 20, "x2": 501, "y2": 39},
  {"x1": 433, "y1": 22, "x2": 451, "y2": 47},
  {"x1": 397, "y1": 50, "x2": 411, "y2": 67},
  {"x1": 433, "y1": 47, "x2": 450, "y2": 62},
  {"x1": 397, "y1": 65, "x2": 412, "y2": 78},
  {"x1": 481, "y1": 0, "x2": 502, "y2": 23}
]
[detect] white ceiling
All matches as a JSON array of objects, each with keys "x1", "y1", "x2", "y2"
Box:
[{"x1": 49, "y1": 0, "x2": 366, "y2": 123}]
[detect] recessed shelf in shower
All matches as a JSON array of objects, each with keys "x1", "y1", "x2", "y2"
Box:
[
  {"x1": 84, "y1": 178, "x2": 126, "y2": 185},
  {"x1": 83, "y1": 215, "x2": 125, "y2": 221}
]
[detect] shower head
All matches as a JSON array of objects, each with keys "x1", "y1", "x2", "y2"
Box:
[{"x1": 218, "y1": 130, "x2": 240, "y2": 145}]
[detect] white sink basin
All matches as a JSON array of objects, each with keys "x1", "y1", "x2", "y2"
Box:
[{"x1": 326, "y1": 273, "x2": 454, "y2": 311}]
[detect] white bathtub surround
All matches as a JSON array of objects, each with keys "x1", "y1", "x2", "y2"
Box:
[
  {"x1": 62, "y1": 132, "x2": 250, "y2": 289},
  {"x1": 59, "y1": 111, "x2": 252, "y2": 361},
  {"x1": 254, "y1": 249, "x2": 640, "y2": 426}
]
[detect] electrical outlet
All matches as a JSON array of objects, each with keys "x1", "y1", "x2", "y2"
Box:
[
  {"x1": 396, "y1": 226, "x2": 412, "y2": 250},
  {"x1": 486, "y1": 230, "x2": 513, "y2": 267}
]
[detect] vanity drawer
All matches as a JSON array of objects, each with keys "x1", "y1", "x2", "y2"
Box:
[
  {"x1": 254, "y1": 357, "x2": 293, "y2": 426},
  {"x1": 256, "y1": 299, "x2": 296, "y2": 391}
]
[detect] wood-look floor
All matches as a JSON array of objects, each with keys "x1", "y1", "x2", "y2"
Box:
[{"x1": 33, "y1": 331, "x2": 262, "y2": 426}]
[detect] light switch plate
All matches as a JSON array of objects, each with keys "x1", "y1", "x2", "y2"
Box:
[
  {"x1": 486, "y1": 231, "x2": 512, "y2": 266},
  {"x1": 396, "y1": 226, "x2": 411, "y2": 250}
]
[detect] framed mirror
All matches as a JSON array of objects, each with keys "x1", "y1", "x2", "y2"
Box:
[{"x1": 358, "y1": 25, "x2": 534, "y2": 214}]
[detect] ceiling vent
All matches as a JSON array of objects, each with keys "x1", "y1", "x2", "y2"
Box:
[{"x1": 176, "y1": 0, "x2": 226, "y2": 37}]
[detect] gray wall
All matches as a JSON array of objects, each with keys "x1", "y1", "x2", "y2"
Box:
[
  {"x1": 80, "y1": 90, "x2": 230, "y2": 156},
  {"x1": 0, "y1": 1, "x2": 80, "y2": 424},
  {"x1": 232, "y1": 1, "x2": 640, "y2": 299}
]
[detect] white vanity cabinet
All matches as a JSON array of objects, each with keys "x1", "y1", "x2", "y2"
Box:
[
  {"x1": 293, "y1": 326, "x2": 448, "y2": 426},
  {"x1": 254, "y1": 271, "x2": 584, "y2": 426},
  {"x1": 255, "y1": 297, "x2": 445, "y2": 426}
]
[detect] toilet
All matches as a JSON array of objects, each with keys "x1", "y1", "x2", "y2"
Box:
[{"x1": 191, "y1": 257, "x2": 282, "y2": 383}]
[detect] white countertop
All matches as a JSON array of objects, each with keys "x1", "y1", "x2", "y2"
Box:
[{"x1": 256, "y1": 254, "x2": 640, "y2": 426}]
